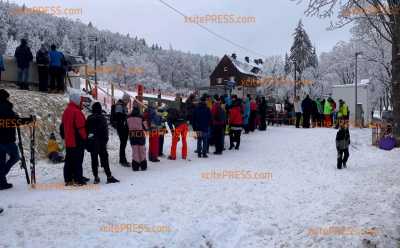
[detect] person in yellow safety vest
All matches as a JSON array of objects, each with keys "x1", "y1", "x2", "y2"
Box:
[
  {"x1": 323, "y1": 98, "x2": 333, "y2": 127},
  {"x1": 337, "y1": 99, "x2": 349, "y2": 128}
]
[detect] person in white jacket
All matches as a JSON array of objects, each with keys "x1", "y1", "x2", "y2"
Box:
[{"x1": 294, "y1": 96, "x2": 302, "y2": 128}]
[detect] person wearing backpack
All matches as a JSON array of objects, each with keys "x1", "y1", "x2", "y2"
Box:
[
  {"x1": 167, "y1": 95, "x2": 189, "y2": 160},
  {"x1": 112, "y1": 94, "x2": 130, "y2": 167},
  {"x1": 211, "y1": 95, "x2": 226, "y2": 154},
  {"x1": 86, "y1": 102, "x2": 119, "y2": 184},
  {"x1": 144, "y1": 102, "x2": 162, "y2": 162}
]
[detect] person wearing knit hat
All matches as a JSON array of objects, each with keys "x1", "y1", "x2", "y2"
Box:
[
  {"x1": 86, "y1": 102, "x2": 119, "y2": 184},
  {"x1": 0, "y1": 89, "x2": 20, "y2": 190},
  {"x1": 61, "y1": 92, "x2": 89, "y2": 186}
]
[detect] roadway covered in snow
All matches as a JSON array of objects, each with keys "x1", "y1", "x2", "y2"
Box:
[{"x1": 1, "y1": 126, "x2": 399, "y2": 248}]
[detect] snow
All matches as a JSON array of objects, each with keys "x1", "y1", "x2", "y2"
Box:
[{"x1": 1, "y1": 126, "x2": 399, "y2": 247}]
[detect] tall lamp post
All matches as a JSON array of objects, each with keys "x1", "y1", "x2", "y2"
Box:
[
  {"x1": 355, "y1": 52, "x2": 363, "y2": 127},
  {"x1": 293, "y1": 58, "x2": 297, "y2": 98},
  {"x1": 88, "y1": 35, "x2": 98, "y2": 99}
]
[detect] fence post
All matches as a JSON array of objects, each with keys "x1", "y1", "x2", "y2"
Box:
[{"x1": 111, "y1": 83, "x2": 115, "y2": 104}]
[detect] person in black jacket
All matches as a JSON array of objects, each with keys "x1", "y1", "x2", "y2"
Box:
[
  {"x1": 193, "y1": 96, "x2": 212, "y2": 158},
  {"x1": 36, "y1": 44, "x2": 49, "y2": 92},
  {"x1": 301, "y1": 95, "x2": 314, "y2": 128},
  {"x1": 0, "y1": 89, "x2": 20, "y2": 190},
  {"x1": 86, "y1": 102, "x2": 119, "y2": 184},
  {"x1": 185, "y1": 94, "x2": 196, "y2": 128},
  {"x1": 258, "y1": 97, "x2": 267, "y2": 131},
  {"x1": 113, "y1": 94, "x2": 130, "y2": 167},
  {"x1": 336, "y1": 120, "x2": 350, "y2": 169},
  {"x1": 167, "y1": 95, "x2": 189, "y2": 160},
  {"x1": 14, "y1": 39, "x2": 33, "y2": 90}
]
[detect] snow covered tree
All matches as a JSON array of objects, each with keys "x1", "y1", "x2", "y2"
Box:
[
  {"x1": 287, "y1": 20, "x2": 317, "y2": 97},
  {"x1": 300, "y1": 0, "x2": 400, "y2": 139}
]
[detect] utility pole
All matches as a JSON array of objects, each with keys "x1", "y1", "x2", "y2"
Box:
[
  {"x1": 355, "y1": 52, "x2": 363, "y2": 127},
  {"x1": 88, "y1": 35, "x2": 98, "y2": 99},
  {"x1": 293, "y1": 59, "x2": 297, "y2": 98}
]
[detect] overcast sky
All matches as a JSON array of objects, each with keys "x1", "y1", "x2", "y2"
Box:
[{"x1": 12, "y1": 0, "x2": 352, "y2": 58}]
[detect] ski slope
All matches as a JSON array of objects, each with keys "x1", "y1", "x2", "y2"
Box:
[{"x1": 1, "y1": 126, "x2": 399, "y2": 248}]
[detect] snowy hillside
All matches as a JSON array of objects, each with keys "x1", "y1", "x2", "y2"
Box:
[
  {"x1": 2, "y1": 126, "x2": 400, "y2": 248},
  {"x1": 0, "y1": 2, "x2": 219, "y2": 90},
  {"x1": 8, "y1": 89, "x2": 67, "y2": 158}
]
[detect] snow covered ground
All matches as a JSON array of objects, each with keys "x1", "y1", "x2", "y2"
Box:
[{"x1": 1, "y1": 126, "x2": 399, "y2": 248}]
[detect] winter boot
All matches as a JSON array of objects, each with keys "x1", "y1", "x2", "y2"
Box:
[
  {"x1": 82, "y1": 176, "x2": 90, "y2": 183},
  {"x1": 337, "y1": 160, "x2": 342, "y2": 170},
  {"x1": 202, "y1": 154, "x2": 208, "y2": 158},
  {"x1": 343, "y1": 162, "x2": 347, "y2": 169},
  {"x1": 120, "y1": 161, "x2": 130, "y2": 167},
  {"x1": 132, "y1": 160, "x2": 140, "y2": 171},
  {"x1": 75, "y1": 180, "x2": 87, "y2": 186},
  {"x1": 94, "y1": 177, "x2": 100, "y2": 184},
  {"x1": 0, "y1": 183, "x2": 13, "y2": 190},
  {"x1": 107, "y1": 176, "x2": 120, "y2": 184},
  {"x1": 140, "y1": 160, "x2": 148, "y2": 171}
]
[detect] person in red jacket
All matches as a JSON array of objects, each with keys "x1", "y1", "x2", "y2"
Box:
[
  {"x1": 228, "y1": 95, "x2": 243, "y2": 150},
  {"x1": 249, "y1": 97, "x2": 258, "y2": 132},
  {"x1": 211, "y1": 95, "x2": 226, "y2": 154},
  {"x1": 61, "y1": 92, "x2": 88, "y2": 186}
]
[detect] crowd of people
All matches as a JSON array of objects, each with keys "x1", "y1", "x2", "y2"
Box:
[
  {"x1": 288, "y1": 95, "x2": 350, "y2": 129},
  {"x1": 0, "y1": 86, "x2": 353, "y2": 190},
  {"x1": 0, "y1": 39, "x2": 66, "y2": 93},
  {"x1": 60, "y1": 92, "x2": 271, "y2": 186}
]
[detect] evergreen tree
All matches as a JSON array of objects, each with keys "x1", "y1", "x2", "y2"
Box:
[{"x1": 288, "y1": 20, "x2": 317, "y2": 96}]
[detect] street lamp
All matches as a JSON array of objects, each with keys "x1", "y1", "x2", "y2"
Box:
[
  {"x1": 355, "y1": 51, "x2": 363, "y2": 127},
  {"x1": 88, "y1": 35, "x2": 98, "y2": 99},
  {"x1": 292, "y1": 58, "x2": 297, "y2": 98}
]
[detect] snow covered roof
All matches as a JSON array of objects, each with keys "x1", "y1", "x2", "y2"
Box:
[
  {"x1": 332, "y1": 79, "x2": 370, "y2": 88},
  {"x1": 228, "y1": 56, "x2": 262, "y2": 77}
]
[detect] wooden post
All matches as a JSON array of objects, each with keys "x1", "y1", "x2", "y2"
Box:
[
  {"x1": 85, "y1": 65, "x2": 88, "y2": 92},
  {"x1": 111, "y1": 83, "x2": 115, "y2": 104}
]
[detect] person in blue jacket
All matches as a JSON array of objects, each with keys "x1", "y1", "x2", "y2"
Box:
[
  {"x1": 48, "y1": 44, "x2": 65, "y2": 93},
  {"x1": 192, "y1": 95, "x2": 212, "y2": 158}
]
